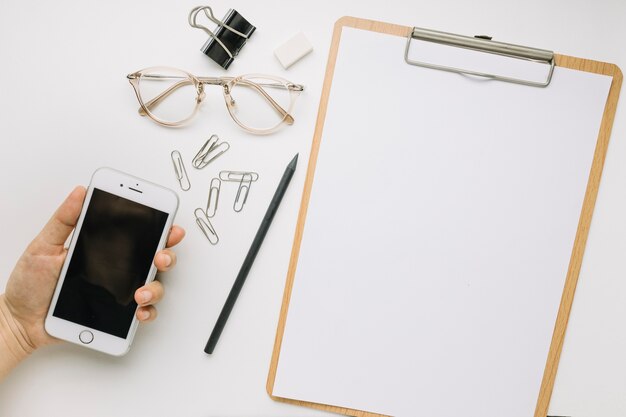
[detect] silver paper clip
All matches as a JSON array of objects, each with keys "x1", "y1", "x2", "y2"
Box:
[
  {"x1": 219, "y1": 170, "x2": 259, "y2": 182},
  {"x1": 194, "y1": 208, "x2": 219, "y2": 245},
  {"x1": 171, "y1": 150, "x2": 191, "y2": 191},
  {"x1": 192, "y1": 135, "x2": 230, "y2": 169},
  {"x1": 206, "y1": 178, "x2": 221, "y2": 218},
  {"x1": 233, "y1": 173, "x2": 253, "y2": 212}
]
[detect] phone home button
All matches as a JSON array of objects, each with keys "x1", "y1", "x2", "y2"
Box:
[{"x1": 79, "y1": 330, "x2": 94, "y2": 344}]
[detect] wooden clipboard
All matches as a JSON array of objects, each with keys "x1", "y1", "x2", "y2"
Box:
[{"x1": 267, "y1": 16, "x2": 622, "y2": 417}]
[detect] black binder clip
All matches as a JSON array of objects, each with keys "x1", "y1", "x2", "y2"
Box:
[{"x1": 188, "y1": 6, "x2": 256, "y2": 70}]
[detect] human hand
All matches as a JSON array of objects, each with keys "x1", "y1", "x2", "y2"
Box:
[{"x1": 0, "y1": 186, "x2": 185, "y2": 354}]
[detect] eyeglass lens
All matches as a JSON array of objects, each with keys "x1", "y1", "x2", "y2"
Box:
[
  {"x1": 227, "y1": 76, "x2": 292, "y2": 131},
  {"x1": 138, "y1": 68, "x2": 198, "y2": 123}
]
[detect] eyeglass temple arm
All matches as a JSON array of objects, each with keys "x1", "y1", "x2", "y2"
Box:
[
  {"x1": 198, "y1": 77, "x2": 303, "y2": 93},
  {"x1": 136, "y1": 79, "x2": 195, "y2": 116}
]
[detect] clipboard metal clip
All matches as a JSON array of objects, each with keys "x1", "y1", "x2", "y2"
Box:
[{"x1": 404, "y1": 27, "x2": 555, "y2": 87}]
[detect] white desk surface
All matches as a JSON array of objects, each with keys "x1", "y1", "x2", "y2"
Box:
[{"x1": 0, "y1": 1, "x2": 624, "y2": 416}]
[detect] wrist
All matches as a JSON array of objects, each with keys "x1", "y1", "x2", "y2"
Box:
[{"x1": 0, "y1": 294, "x2": 34, "y2": 378}]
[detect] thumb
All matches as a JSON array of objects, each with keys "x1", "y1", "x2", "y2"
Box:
[{"x1": 34, "y1": 186, "x2": 87, "y2": 252}]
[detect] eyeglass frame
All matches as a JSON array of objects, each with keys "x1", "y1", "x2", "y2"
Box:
[{"x1": 127, "y1": 67, "x2": 304, "y2": 135}]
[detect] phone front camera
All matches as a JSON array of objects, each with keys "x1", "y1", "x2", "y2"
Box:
[{"x1": 120, "y1": 184, "x2": 123, "y2": 187}]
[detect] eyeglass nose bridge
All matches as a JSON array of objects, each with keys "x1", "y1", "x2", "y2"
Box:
[
  {"x1": 196, "y1": 83, "x2": 206, "y2": 103},
  {"x1": 222, "y1": 84, "x2": 236, "y2": 107}
]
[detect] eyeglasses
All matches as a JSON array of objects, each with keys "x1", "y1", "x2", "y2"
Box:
[{"x1": 127, "y1": 67, "x2": 304, "y2": 135}]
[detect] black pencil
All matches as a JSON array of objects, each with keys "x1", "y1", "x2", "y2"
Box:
[{"x1": 205, "y1": 154, "x2": 299, "y2": 354}]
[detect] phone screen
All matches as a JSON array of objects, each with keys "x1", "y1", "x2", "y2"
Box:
[{"x1": 53, "y1": 188, "x2": 169, "y2": 339}]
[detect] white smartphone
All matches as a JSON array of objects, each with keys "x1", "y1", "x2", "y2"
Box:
[{"x1": 45, "y1": 167, "x2": 179, "y2": 356}]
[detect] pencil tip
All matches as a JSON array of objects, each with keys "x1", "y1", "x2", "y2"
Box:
[{"x1": 289, "y1": 153, "x2": 298, "y2": 169}]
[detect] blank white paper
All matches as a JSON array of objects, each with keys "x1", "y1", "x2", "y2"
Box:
[{"x1": 273, "y1": 27, "x2": 612, "y2": 417}]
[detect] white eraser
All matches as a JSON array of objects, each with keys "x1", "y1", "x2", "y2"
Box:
[{"x1": 274, "y1": 32, "x2": 313, "y2": 69}]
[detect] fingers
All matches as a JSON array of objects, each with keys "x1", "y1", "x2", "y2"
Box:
[
  {"x1": 135, "y1": 281, "x2": 164, "y2": 323},
  {"x1": 154, "y1": 248, "x2": 177, "y2": 272},
  {"x1": 136, "y1": 305, "x2": 157, "y2": 323},
  {"x1": 35, "y1": 186, "x2": 87, "y2": 251},
  {"x1": 135, "y1": 281, "x2": 164, "y2": 307},
  {"x1": 166, "y1": 225, "x2": 185, "y2": 248},
  {"x1": 135, "y1": 228, "x2": 182, "y2": 325}
]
